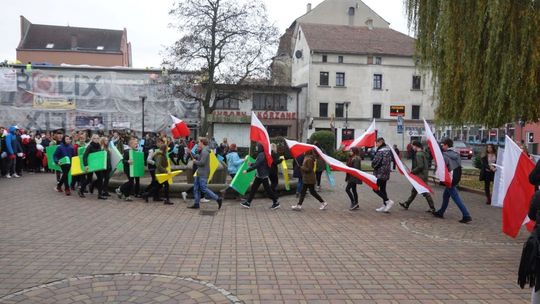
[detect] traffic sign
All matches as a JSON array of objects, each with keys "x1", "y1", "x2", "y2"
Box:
[{"x1": 397, "y1": 116, "x2": 404, "y2": 134}]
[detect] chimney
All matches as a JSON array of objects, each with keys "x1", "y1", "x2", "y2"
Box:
[
  {"x1": 365, "y1": 18, "x2": 373, "y2": 30},
  {"x1": 71, "y1": 35, "x2": 77, "y2": 50},
  {"x1": 306, "y1": 3, "x2": 311, "y2": 13}
]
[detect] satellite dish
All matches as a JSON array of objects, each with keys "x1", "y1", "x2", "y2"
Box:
[{"x1": 295, "y1": 50, "x2": 303, "y2": 59}]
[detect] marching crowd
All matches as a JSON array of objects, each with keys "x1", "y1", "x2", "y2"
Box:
[{"x1": 1, "y1": 124, "x2": 504, "y2": 225}]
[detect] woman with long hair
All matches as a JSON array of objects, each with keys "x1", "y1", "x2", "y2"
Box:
[
  {"x1": 346, "y1": 147, "x2": 362, "y2": 210},
  {"x1": 53, "y1": 135, "x2": 75, "y2": 195},
  {"x1": 479, "y1": 144, "x2": 497, "y2": 205}
]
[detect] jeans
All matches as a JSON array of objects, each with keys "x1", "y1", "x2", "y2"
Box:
[
  {"x1": 439, "y1": 186, "x2": 471, "y2": 218},
  {"x1": 373, "y1": 179, "x2": 389, "y2": 202},
  {"x1": 345, "y1": 182, "x2": 358, "y2": 204},
  {"x1": 296, "y1": 177, "x2": 303, "y2": 194},
  {"x1": 57, "y1": 164, "x2": 71, "y2": 190},
  {"x1": 298, "y1": 184, "x2": 324, "y2": 205},
  {"x1": 315, "y1": 171, "x2": 323, "y2": 187},
  {"x1": 194, "y1": 176, "x2": 218, "y2": 205}
]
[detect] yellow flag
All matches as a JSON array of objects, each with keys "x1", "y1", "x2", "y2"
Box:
[
  {"x1": 156, "y1": 170, "x2": 182, "y2": 184},
  {"x1": 193, "y1": 150, "x2": 219, "y2": 183},
  {"x1": 280, "y1": 156, "x2": 290, "y2": 191},
  {"x1": 70, "y1": 156, "x2": 84, "y2": 176}
]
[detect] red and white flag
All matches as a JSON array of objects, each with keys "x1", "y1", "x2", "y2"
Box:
[
  {"x1": 499, "y1": 135, "x2": 536, "y2": 238},
  {"x1": 345, "y1": 119, "x2": 376, "y2": 150},
  {"x1": 250, "y1": 112, "x2": 272, "y2": 166},
  {"x1": 423, "y1": 119, "x2": 452, "y2": 187},
  {"x1": 389, "y1": 145, "x2": 432, "y2": 194},
  {"x1": 170, "y1": 115, "x2": 190, "y2": 139},
  {"x1": 285, "y1": 139, "x2": 378, "y2": 190}
]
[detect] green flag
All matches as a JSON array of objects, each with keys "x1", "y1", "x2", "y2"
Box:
[
  {"x1": 45, "y1": 145, "x2": 60, "y2": 171},
  {"x1": 86, "y1": 151, "x2": 108, "y2": 172},
  {"x1": 58, "y1": 156, "x2": 71, "y2": 166},
  {"x1": 230, "y1": 156, "x2": 256, "y2": 195},
  {"x1": 129, "y1": 150, "x2": 145, "y2": 177},
  {"x1": 325, "y1": 163, "x2": 336, "y2": 187},
  {"x1": 109, "y1": 141, "x2": 123, "y2": 175}
]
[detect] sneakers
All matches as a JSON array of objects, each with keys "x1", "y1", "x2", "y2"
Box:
[
  {"x1": 163, "y1": 199, "x2": 174, "y2": 205},
  {"x1": 459, "y1": 217, "x2": 472, "y2": 224},
  {"x1": 181, "y1": 191, "x2": 188, "y2": 202},
  {"x1": 375, "y1": 204, "x2": 386, "y2": 212},
  {"x1": 78, "y1": 189, "x2": 85, "y2": 198},
  {"x1": 240, "y1": 201, "x2": 251, "y2": 209},
  {"x1": 115, "y1": 188, "x2": 123, "y2": 199},
  {"x1": 398, "y1": 202, "x2": 409, "y2": 210},
  {"x1": 270, "y1": 202, "x2": 281, "y2": 210},
  {"x1": 5, "y1": 174, "x2": 11, "y2": 179},
  {"x1": 55, "y1": 186, "x2": 63, "y2": 192},
  {"x1": 291, "y1": 205, "x2": 302, "y2": 211},
  {"x1": 433, "y1": 211, "x2": 444, "y2": 218},
  {"x1": 201, "y1": 198, "x2": 210, "y2": 203},
  {"x1": 124, "y1": 196, "x2": 133, "y2": 202},
  {"x1": 319, "y1": 202, "x2": 328, "y2": 210},
  {"x1": 383, "y1": 200, "x2": 394, "y2": 213},
  {"x1": 316, "y1": 185, "x2": 321, "y2": 191},
  {"x1": 187, "y1": 204, "x2": 200, "y2": 209},
  {"x1": 98, "y1": 195, "x2": 108, "y2": 200},
  {"x1": 349, "y1": 203, "x2": 359, "y2": 211},
  {"x1": 217, "y1": 198, "x2": 223, "y2": 209},
  {"x1": 13, "y1": 174, "x2": 21, "y2": 178},
  {"x1": 65, "y1": 189, "x2": 71, "y2": 196}
]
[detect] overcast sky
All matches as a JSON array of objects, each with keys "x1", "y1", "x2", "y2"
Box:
[{"x1": 0, "y1": 0, "x2": 411, "y2": 68}]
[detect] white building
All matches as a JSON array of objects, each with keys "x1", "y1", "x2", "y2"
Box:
[{"x1": 275, "y1": 0, "x2": 437, "y2": 150}]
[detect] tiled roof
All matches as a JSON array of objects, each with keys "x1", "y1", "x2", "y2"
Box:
[
  {"x1": 19, "y1": 24, "x2": 123, "y2": 53},
  {"x1": 299, "y1": 23, "x2": 415, "y2": 56}
]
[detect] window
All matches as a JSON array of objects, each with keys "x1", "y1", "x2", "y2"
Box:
[
  {"x1": 412, "y1": 75, "x2": 421, "y2": 90},
  {"x1": 373, "y1": 74, "x2": 382, "y2": 89},
  {"x1": 46, "y1": 43, "x2": 54, "y2": 48},
  {"x1": 320, "y1": 72, "x2": 329, "y2": 86},
  {"x1": 338, "y1": 56, "x2": 343, "y2": 63},
  {"x1": 335, "y1": 103, "x2": 345, "y2": 118},
  {"x1": 367, "y1": 56, "x2": 373, "y2": 64},
  {"x1": 267, "y1": 126, "x2": 288, "y2": 138},
  {"x1": 214, "y1": 98, "x2": 239, "y2": 110},
  {"x1": 252, "y1": 93, "x2": 287, "y2": 111},
  {"x1": 322, "y1": 55, "x2": 327, "y2": 62},
  {"x1": 412, "y1": 105, "x2": 420, "y2": 119},
  {"x1": 372, "y1": 104, "x2": 382, "y2": 119},
  {"x1": 375, "y1": 57, "x2": 382, "y2": 65},
  {"x1": 336, "y1": 72, "x2": 345, "y2": 86},
  {"x1": 348, "y1": 7, "x2": 355, "y2": 16},
  {"x1": 319, "y1": 103, "x2": 328, "y2": 117}
]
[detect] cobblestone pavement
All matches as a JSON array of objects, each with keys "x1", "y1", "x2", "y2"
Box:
[{"x1": 0, "y1": 172, "x2": 530, "y2": 303}]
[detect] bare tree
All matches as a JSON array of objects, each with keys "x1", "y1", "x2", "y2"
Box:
[{"x1": 166, "y1": 0, "x2": 279, "y2": 136}]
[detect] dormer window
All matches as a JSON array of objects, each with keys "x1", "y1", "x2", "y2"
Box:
[
  {"x1": 96, "y1": 46, "x2": 104, "y2": 50},
  {"x1": 46, "y1": 43, "x2": 54, "y2": 48}
]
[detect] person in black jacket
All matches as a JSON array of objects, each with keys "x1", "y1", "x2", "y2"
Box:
[
  {"x1": 268, "y1": 143, "x2": 283, "y2": 193},
  {"x1": 240, "y1": 143, "x2": 280, "y2": 210},
  {"x1": 292, "y1": 154, "x2": 305, "y2": 198},
  {"x1": 530, "y1": 159, "x2": 540, "y2": 191},
  {"x1": 479, "y1": 144, "x2": 497, "y2": 205},
  {"x1": 99, "y1": 137, "x2": 112, "y2": 197},
  {"x1": 53, "y1": 135, "x2": 75, "y2": 195},
  {"x1": 116, "y1": 137, "x2": 140, "y2": 201},
  {"x1": 79, "y1": 134, "x2": 106, "y2": 199}
]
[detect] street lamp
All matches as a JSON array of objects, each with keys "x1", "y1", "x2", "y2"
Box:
[
  {"x1": 519, "y1": 118, "x2": 525, "y2": 143},
  {"x1": 140, "y1": 96, "x2": 147, "y2": 135},
  {"x1": 344, "y1": 101, "x2": 350, "y2": 130}
]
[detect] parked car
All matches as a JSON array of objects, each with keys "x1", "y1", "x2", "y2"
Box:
[{"x1": 453, "y1": 141, "x2": 473, "y2": 159}]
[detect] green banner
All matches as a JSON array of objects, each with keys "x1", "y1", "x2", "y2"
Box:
[
  {"x1": 129, "y1": 150, "x2": 145, "y2": 177},
  {"x1": 230, "y1": 156, "x2": 256, "y2": 195},
  {"x1": 45, "y1": 145, "x2": 60, "y2": 171}
]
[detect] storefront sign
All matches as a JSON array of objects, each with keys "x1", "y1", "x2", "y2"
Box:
[
  {"x1": 211, "y1": 110, "x2": 297, "y2": 121},
  {"x1": 33, "y1": 95, "x2": 76, "y2": 109},
  {"x1": 390, "y1": 105, "x2": 405, "y2": 117}
]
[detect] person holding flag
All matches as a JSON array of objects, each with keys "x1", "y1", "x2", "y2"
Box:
[
  {"x1": 398, "y1": 140, "x2": 436, "y2": 213},
  {"x1": 433, "y1": 138, "x2": 472, "y2": 223},
  {"x1": 291, "y1": 149, "x2": 328, "y2": 211},
  {"x1": 346, "y1": 147, "x2": 363, "y2": 210},
  {"x1": 52, "y1": 135, "x2": 74, "y2": 195},
  {"x1": 187, "y1": 137, "x2": 222, "y2": 209},
  {"x1": 99, "y1": 137, "x2": 112, "y2": 197},
  {"x1": 240, "y1": 143, "x2": 280, "y2": 210},
  {"x1": 372, "y1": 137, "x2": 395, "y2": 212}
]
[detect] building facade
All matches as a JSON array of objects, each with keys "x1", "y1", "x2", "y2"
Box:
[
  {"x1": 208, "y1": 85, "x2": 301, "y2": 147},
  {"x1": 275, "y1": 0, "x2": 436, "y2": 149},
  {"x1": 16, "y1": 16, "x2": 132, "y2": 67}
]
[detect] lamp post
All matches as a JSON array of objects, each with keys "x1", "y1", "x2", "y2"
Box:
[
  {"x1": 140, "y1": 96, "x2": 147, "y2": 136},
  {"x1": 519, "y1": 118, "x2": 525, "y2": 143},
  {"x1": 344, "y1": 102, "x2": 350, "y2": 139}
]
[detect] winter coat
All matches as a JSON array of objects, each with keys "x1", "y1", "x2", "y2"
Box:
[
  {"x1": 529, "y1": 159, "x2": 540, "y2": 187},
  {"x1": 226, "y1": 151, "x2": 244, "y2": 175},
  {"x1": 518, "y1": 191, "x2": 540, "y2": 291},
  {"x1": 247, "y1": 150, "x2": 270, "y2": 178},
  {"x1": 122, "y1": 149, "x2": 133, "y2": 176},
  {"x1": 346, "y1": 155, "x2": 363, "y2": 184},
  {"x1": 411, "y1": 150, "x2": 429, "y2": 181},
  {"x1": 301, "y1": 154, "x2": 316, "y2": 185},
  {"x1": 153, "y1": 150, "x2": 168, "y2": 174},
  {"x1": 193, "y1": 146, "x2": 211, "y2": 178},
  {"x1": 479, "y1": 154, "x2": 496, "y2": 182},
  {"x1": 5, "y1": 126, "x2": 22, "y2": 155},
  {"x1": 53, "y1": 143, "x2": 75, "y2": 163},
  {"x1": 372, "y1": 145, "x2": 392, "y2": 180},
  {"x1": 443, "y1": 149, "x2": 462, "y2": 187}
]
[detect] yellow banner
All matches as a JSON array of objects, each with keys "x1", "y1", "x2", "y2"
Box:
[
  {"x1": 280, "y1": 156, "x2": 290, "y2": 191},
  {"x1": 156, "y1": 170, "x2": 182, "y2": 184},
  {"x1": 33, "y1": 95, "x2": 76, "y2": 109}
]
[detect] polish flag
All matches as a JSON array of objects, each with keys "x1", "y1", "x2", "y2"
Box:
[
  {"x1": 423, "y1": 119, "x2": 452, "y2": 187},
  {"x1": 499, "y1": 135, "x2": 536, "y2": 238},
  {"x1": 285, "y1": 139, "x2": 378, "y2": 190},
  {"x1": 250, "y1": 112, "x2": 272, "y2": 166},
  {"x1": 345, "y1": 119, "x2": 377, "y2": 150},
  {"x1": 170, "y1": 115, "x2": 190, "y2": 139},
  {"x1": 389, "y1": 145, "x2": 432, "y2": 194}
]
